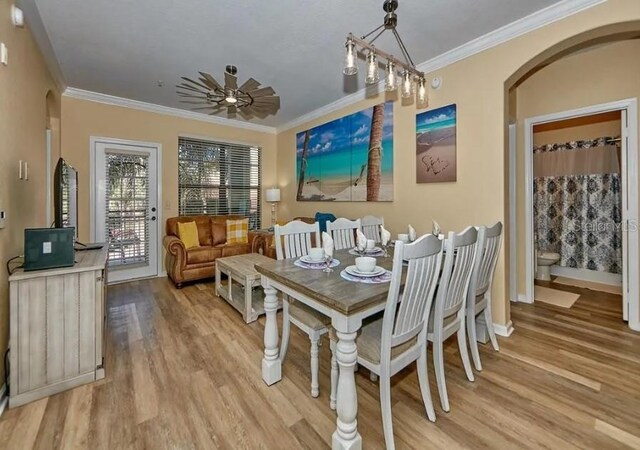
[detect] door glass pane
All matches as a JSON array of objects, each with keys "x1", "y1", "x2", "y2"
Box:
[{"x1": 105, "y1": 152, "x2": 150, "y2": 268}]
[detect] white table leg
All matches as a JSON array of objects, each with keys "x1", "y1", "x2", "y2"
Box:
[
  {"x1": 261, "y1": 277, "x2": 281, "y2": 385},
  {"x1": 332, "y1": 329, "x2": 362, "y2": 450}
]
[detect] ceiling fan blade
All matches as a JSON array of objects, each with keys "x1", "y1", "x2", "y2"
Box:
[
  {"x1": 238, "y1": 107, "x2": 254, "y2": 119},
  {"x1": 253, "y1": 96, "x2": 280, "y2": 105},
  {"x1": 198, "y1": 71, "x2": 223, "y2": 90},
  {"x1": 227, "y1": 105, "x2": 237, "y2": 119},
  {"x1": 176, "y1": 83, "x2": 205, "y2": 93},
  {"x1": 224, "y1": 71, "x2": 238, "y2": 90},
  {"x1": 238, "y1": 77, "x2": 260, "y2": 93},
  {"x1": 248, "y1": 86, "x2": 275, "y2": 98},
  {"x1": 181, "y1": 77, "x2": 212, "y2": 91}
]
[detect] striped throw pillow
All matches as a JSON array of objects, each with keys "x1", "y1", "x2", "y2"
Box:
[{"x1": 226, "y1": 218, "x2": 249, "y2": 245}]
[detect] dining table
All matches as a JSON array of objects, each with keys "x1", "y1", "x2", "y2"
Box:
[{"x1": 255, "y1": 248, "x2": 397, "y2": 450}]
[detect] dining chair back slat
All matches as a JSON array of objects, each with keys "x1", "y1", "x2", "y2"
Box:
[
  {"x1": 361, "y1": 215, "x2": 384, "y2": 243},
  {"x1": 326, "y1": 218, "x2": 361, "y2": 250},
  {"x1": 386, "y1": 235, "x2": 443, "y2": 348},
  {"x1": 473, "y1": 222, "x2": 503, "y2": 296},
  {"x1": 274, "y1": 220, "x2": 321, "y2": 260},
  {"x1": 439, "y1": 227, "x2": 478, "y2": 316}
]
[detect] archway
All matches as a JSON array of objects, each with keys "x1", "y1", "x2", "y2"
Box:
[{"x1": 504, "y1": 21, "x2": 640, "y2": 330}]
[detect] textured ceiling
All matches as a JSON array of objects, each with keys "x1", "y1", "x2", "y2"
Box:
[{"x1": 28, "y1": 0, "x2": 563, "y2": 127}]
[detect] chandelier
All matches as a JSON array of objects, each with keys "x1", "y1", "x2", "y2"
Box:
[
  {"x1": 176, "y1": 65, "x2": 280, "y2": 119},
  {"x1": 343, "y1": 0, "x2": 428, "y2": 107}
]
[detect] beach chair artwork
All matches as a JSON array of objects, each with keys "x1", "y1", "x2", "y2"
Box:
[{"x1": 295, "y1": 101, "x2": 393, "y2": 202}]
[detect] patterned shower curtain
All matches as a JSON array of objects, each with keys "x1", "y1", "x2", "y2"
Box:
[{"x1": 533, "y1": 137, "x2": 622, "y2": 274}]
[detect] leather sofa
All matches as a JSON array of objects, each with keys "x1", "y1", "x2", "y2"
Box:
[{"x1": 163, "y1": 215, "x2": 263, "y2": 287}]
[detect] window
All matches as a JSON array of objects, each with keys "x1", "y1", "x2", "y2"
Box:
[{"x1": 178, "y1": 137, "x2": 262, "y2": 229}]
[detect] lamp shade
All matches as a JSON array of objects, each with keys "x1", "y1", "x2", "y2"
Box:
[{"x1": 266, "y1": 188, "x2": 281, "y2": 202}]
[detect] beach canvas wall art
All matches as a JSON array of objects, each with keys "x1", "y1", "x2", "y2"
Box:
[
  {"x1": 416, "y1": 104, "x2": 457, "y2": 183},
  {"x1": 296, "y1": 102, "x2": 393, "y2": 202}
]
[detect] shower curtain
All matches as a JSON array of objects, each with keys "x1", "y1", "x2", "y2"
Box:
[{"x1": 533, "y1": 137, "x2": 622, "y2": 274}]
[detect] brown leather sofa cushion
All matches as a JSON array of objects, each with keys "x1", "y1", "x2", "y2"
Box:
[
  {"x1": 219, "y1": 243, "x2": 251, "y2": 257},
  {"x1": 186, "y1": 246, "x2": 223, "y2": 264},
  {"x1": 211, "y1": 222, "x2": 226, "y2": 245},
  {"x1": 166, "y1": 215, "x2": 213, "y2": 246}
]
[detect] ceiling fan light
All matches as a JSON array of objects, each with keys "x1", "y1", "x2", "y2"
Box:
[
  {"x1": 365, "y1": 50, "x2": 380, "y2": 85},
  {"x1": 343, "y1": 37, "x2": 358, "y2": 76},
  {"x1": 401, "y1": 70, "x2": 413, "y2": 98},
  {"x1": 384, "y1": 60, "x2": 397, "y2": 92},
  {"x1": 225, "y1": 89, "x2": 238, "y2": 104}
]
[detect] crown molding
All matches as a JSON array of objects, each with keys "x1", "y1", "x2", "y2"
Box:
[
  {"x1": 276, "y1": 0, "x2": 605, "y2": 133},
  {"x1": 18, "y1": 0, "x2": 67, "y2": 92},
  {"x1": 63, "y1": 88, "x2": 277, "y2": 135}
]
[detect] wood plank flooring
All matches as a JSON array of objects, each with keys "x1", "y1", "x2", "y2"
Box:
[{"x1": 1, "y1": 276, "x2": 639, "y2": 449}]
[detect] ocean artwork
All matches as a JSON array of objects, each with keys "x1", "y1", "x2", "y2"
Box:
[
  {"x1": 296, "y1": 102, "x2": 393, "y2": 202},
  {"x1": 416, "y1": 104, "x2": 457, "y2": 183}
]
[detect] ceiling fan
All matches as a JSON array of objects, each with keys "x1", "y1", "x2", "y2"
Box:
[{"x1": 176, "y1": 65, "x2": 280, "y2": 119}]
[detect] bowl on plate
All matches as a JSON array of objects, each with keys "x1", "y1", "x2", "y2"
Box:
[
  {"x1": 355, "y1": 256, "x2": 376, "y2": 273},
  {"x1": 308, "y1": 247, "x2": 325, "y2": 261},
  {"x1": 366, "y1": 239, "x2": 376, "y2": 251}
]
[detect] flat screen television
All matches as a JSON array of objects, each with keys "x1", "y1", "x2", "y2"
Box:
[{"x1": 53, "y1": 157, "x2": 78, "y2": 238}]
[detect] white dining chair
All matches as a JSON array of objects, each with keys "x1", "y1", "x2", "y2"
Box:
[
  {"x1": 466, "y1": 222, "x2": 503, "y2": 371},
  {"x1": 427, "y1": 226, "x2": 478, "y2": 412},
  {"x1": 329, "y1": 234, "x2": 444, "y2": 450},
  {"x1": 361, "y1": 215, "x2": 384, "y2": 243},
  {"x1": 326, "y1": 218, "x2": 361, "y2": 250},
  {"x1": 274, "y1": 220, "x2": 331, "y2": 397}
]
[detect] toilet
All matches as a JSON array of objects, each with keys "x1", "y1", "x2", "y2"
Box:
[{"x1": 536, "y1": 251, "x2": 561, "y2": 281}]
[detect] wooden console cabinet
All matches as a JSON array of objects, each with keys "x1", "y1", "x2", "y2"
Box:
[{"x1": 8, "y1": 247, "x2": 108, "y2": 407}]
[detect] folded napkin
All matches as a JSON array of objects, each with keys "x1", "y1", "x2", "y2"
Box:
[
  {"x1": 380, "y1": 226, "x2": 391, "y2": 246},
  {"x1": 408, "y1": 224, "x2": 417, "y2": 242},
  {"x1": 322, "y1": 231, "x2": 334, "y2": 259},
  {"x1": 356, "y1": 228, "x2": 368, "y2": 251},
  {"x1": 432, "y1": 220, "x2": 441, "y2": 237}
]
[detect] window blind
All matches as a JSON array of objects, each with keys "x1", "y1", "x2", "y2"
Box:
[
  {"x1": 105, "y1": 152, "x2": 150, "y2": 267},
  {"x1": 178, "y1": 137, "x2": 262, "y2": 229}
]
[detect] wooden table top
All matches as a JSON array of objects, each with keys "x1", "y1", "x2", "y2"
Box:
[
  {"x1": 216, "y1": 252, "x2": 275, "y2": 278},
  {"x1": 254, "y1": 249, "x2": 398, "y2": 316}
]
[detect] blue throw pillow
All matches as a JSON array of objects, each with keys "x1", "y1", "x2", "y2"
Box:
[{"x1": 315, "y1": 212, "x2": 337, "y2": 233}]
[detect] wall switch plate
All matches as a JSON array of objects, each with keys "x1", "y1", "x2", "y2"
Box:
[
  {"x1": 0, "y1": 43, "x2": 7, "y2": 66},
  {"x1": 18, "y1": 160, "x2": 23, "y2": 179},
  {"x1": 0, "y1": 211, "x2": 5, "y2": 229}
]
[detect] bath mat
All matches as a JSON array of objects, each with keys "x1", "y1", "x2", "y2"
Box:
[
  {"x1": 553, "y1": 276, "x2": 622, "y2": 296},
  {"x1": 534, "y1": 286, "x2": 580, "y2": 308}
]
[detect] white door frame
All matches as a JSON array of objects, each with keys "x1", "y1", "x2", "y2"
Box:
[
  {"x1": 508, "y1": 123, "x2": 517, "y2": 302},
  {"x1": 521, "y1": 98, "x2": 639, "y2": 331},
  {"x1": 89, "y1": 136, "x2": 163, "y2": 281}
]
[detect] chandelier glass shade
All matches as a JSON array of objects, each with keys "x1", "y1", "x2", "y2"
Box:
[{"x1": 343, "y1": 0, "x2": 428, "y2": 106}]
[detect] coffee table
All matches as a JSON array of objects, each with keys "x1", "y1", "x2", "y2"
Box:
[{"x1": 215, "y1": 253, "x2": 275, "y2": 323}]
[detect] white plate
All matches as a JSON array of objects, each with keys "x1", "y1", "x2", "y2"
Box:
[
  {"x1": 345, "y1": 265, "x2": 386, "y2": 278},
  {"x1": 300, "y1": 255, "x2": 325, "y2": 264}
]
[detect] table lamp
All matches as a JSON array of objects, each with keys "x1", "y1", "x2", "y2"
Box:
[{"x1": 266, "y1": 188, "x2": 281, "y2": 226}]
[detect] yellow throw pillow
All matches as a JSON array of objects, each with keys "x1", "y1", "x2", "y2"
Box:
[
  {"x1": 177, "y1": 221, "x2": 200, "y2": 249},
  {"x1": 226, "y1": 218, "x2": 249, "y2": 245}
]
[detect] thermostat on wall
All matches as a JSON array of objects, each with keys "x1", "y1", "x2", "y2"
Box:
[{"x1": 0, "y1": 43, "x2": 8, "y2": 66}]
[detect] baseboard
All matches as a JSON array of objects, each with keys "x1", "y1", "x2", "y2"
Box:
[
  {"x1": 493, "y1": 321, "x2": 514, "y2": 337},
  {"x1": 517, "y1": 294, "x2": 533, "y2": 304},
  {"x1": 0, "y1": 383, "x2": 7, "y2": 417},
  {"x1": 550, "y1": 266, "x2": 622, "y2": 286}
]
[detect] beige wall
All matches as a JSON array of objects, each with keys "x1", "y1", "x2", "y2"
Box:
[
  {"x1": 278, "y1": 0, "x2": 640, "y2": 328},
  {"x1": 0, "y1": 0, "x2": 59, "y2": 383},
  {"x1": 60, "y1": 97, "x2": 278, "y2": 244},
  {"x1": 515, "y1": 38, "x2": 640, "y2": 296}
]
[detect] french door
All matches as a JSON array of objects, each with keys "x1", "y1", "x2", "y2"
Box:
[{"x1": 91, "y1": 138, "x2": 161, "y2": 283}]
